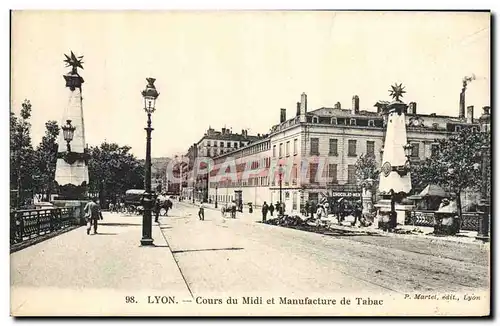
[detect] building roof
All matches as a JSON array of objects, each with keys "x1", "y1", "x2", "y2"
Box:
[
  {"x1": 309, "y1": 107, "x2": 381, "y2": 118},
  {"x1": 202, "y1": 133, "x2": 261, "y2": 142}
]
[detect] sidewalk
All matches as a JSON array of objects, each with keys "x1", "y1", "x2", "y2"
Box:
[
  {"x1": 11, "y1": 212, "x2": 192, "y2": 316},
  {"x1": 180, "y1": 200, "x2": 488, "y2": 246}
]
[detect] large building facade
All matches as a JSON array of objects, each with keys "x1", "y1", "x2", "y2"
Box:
[
  {"x1": 206, "y1": 92, "x2": 488, "y2": 215},
  {"x1": 180, "y1": 127, "x2": 264, "y2": 201}
]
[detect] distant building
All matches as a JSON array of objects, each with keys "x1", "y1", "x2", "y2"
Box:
[
  {"x1": 151, "y1": 157, "x2": 171, "y2": 194},
  {"x1": 181, "y1": 127, "x2": 265, "y2": 201},
  {"x1": 207, "y1": 93, "x2": 488, "y2": 214}
]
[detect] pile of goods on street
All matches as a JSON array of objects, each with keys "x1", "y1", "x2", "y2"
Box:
[
  {"x1": 264, "y1": 214, "x2": 311, "y2": 227},
  {"x1": 264, "y1": 213, "x2": 374, "y2": 230}
]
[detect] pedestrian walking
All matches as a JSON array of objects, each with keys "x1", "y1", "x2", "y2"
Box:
[
  {"x1": 198, "y1": 202, "x2": 205, "y2": 221},
  {"x1": 262, "y1": 201, "x2": 269, "y2": 222},
  {"x1": 275, "y1": 202, "x2": 281, "y2": 216},
  {"x1": 309, "y1": 201, "x2": 316, "y2": 219},
  {"x1": 84, "y1": 197, "x2": 103, "y2": 235},
  {"x1": 154, "y1": 197, "x2": 161, "y2": 223},
  {"x1": 231, "y1": 201, "x2": 237, "y2": 219},
  {"x1": 304, "y1": 201, "x2": 310, "y2": 217},
  {"x1": 269, "y1": 203, "x2": 275, "y2": 216}
]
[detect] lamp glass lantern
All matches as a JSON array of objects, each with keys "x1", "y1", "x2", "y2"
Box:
[
  {"x1": 403, "y1": 143, "x2": 413, "y2": 158},
  {"x1": 61, "y1": 119, "x2": 76, "y2": 151},
  {"x1": 141, "y1": 77, "x2": 160, "y2": 114}
]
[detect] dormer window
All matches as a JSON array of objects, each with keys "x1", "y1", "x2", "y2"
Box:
[
  {"x1": 368, "y1": 120, "x2": 375, "y2": 127},
  {"x1": 312, "y1": 116, "x2": 319, "y2": 123},
  {"x1": 350, "y1": 118, "x2": 357, "y2": 126},
  {"x1": 330, "y1": 117, "x2": 337, "y2": 125}
]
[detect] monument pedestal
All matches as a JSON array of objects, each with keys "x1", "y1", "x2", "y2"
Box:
[{"x1": 374, "y1": 199, "x2": 397, "y2": 230}]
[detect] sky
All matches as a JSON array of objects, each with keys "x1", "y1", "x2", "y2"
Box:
[{"x1": 11, "y1": 11, "x2": 490, "y2": 159}]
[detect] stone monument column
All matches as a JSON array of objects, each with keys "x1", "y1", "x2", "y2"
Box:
[
  {"x1": 54, "y1": 52, "x2": 90, "y2": 209},
  {"x1": 375, "y1": 83, "x2": 412, "y2": 230}
]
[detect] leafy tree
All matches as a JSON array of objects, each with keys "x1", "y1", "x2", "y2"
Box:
[
  {"x1": 10, "y1": 100, "x2": 35, "y2": 206},
  {"x1": 355, "y1": 153, "x2": 379, "y2": 185},
  {"x1": 33, "y1": 121, "x2": 60, "y2": 201},
  {"x1": 411, "y1": 127, "x2": 490, "y2": 216},
  {"x1": 88, "y1": 142, "x2": 145, "y2": 204}
]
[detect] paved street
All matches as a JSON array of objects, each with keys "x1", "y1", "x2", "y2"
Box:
[
  {"x1": 10, "y1": 201, "x2": 490, "y2": 316},
  {"x1": 165, "y1": 202, "x2": 489, "y2": 296}
]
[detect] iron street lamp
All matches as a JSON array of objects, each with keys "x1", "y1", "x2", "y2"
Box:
[
  {"x1": 61, "y1": 119, "x2": 76, "y2": 152},
  {"x1": 278, "y1": 164, "x2": 284, "y2": 216},
  {"x1": 476, "y1": 143, "x2": 490, "y2": 241},
  {"x1": 140, "y1": 77, "x2": 159, "y2": 246},
  {"x1": 215, "y1": 183, "x2": 218, "y2": 208}
]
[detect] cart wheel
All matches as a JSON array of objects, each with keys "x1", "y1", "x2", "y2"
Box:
[{"x1": 160, "y1": 208, "x2": 167, "y2": 216}]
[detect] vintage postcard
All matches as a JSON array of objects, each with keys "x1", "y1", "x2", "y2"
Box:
[{"x1": 10, "y1": 10, "x2": 491, "y2": 317}]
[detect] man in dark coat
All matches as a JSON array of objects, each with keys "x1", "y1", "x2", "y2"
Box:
[
  {"x1": 269, "y1": 203, "x2": 275, "y2": 216},
  {"x1": 154, "y1": 197, "x2": 161, "y2": 223},
  {"x1": 309, "y1": 201, "x2": 316, "y2": 219},
  {"x1": 262, "y1": 201, "x2": 269, "y2": 222},
  {"x1": 84, "y1": 198, "x2": 103, "y2": 235},
  {"x1": 304, "y1": 201, "x2": 310, "y2": 216}
]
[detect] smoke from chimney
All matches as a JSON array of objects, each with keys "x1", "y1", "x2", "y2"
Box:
[{"x1": 460, "y1": 74, "x2": 476, "y2": 119}]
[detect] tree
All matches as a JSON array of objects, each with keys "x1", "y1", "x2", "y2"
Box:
[
  {"x1": 353, "y1": 153, "x2": 380, "y2": 209},
  {"x1": 33, "y1": 121, "x2": 60, "y2": 201},
  {"x1": 411, "y1": 127, "x2": 490, "y2": 216},
  {"x1": 88, "y1": 142, "x2": 145, "y2": 204},
  {"x1": 10, "y1": 100, "x2": 35, "y2": 206},
  {"x1": 355, "y1": 153, "x2": 379, "y2": 185}
]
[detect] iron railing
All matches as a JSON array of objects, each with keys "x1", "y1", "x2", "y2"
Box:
[
  {"x1": 10, "y1": 207, "x2": 77, "y2": 245},
  {"x1": 405, "y1": 210, "x2": 480, "y2": 231}
]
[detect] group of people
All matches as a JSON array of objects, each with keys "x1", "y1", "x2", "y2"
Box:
[
  {"x1": 259, "y1": 197, "x2": 363, "y2": 225},
  {"x1": 261, "y1": 201, "x2": 285, "y2": 222}
]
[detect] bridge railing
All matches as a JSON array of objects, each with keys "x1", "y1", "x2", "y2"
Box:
[
  {"x1": 10, "y1": 207, "x2": 77, "y2": 246},
  {"x1": 405, "y1": 210, "x2": 480, "y2": 231}
]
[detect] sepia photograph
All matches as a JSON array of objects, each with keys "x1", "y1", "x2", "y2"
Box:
[{"x1": 9, "y1": 9, "x2": 491, "y2": 317}]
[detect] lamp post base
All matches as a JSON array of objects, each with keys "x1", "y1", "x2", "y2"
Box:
[
  {"x1": 475, "y1": 235, "x2": 490, "y2": 242},
  {"x1": 140, "y1": 238, "x2": 155, "y2": 246}
]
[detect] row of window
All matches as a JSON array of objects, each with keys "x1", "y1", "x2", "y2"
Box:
[
  {"x1": 212, "y1": 141, "x2": 271, "y2": 161},
  {"x1": 310, "y1": 116, "x2": 376, "y2": 127},
  {"x1": 272, "y1": 138, "x2": 376, "y2": 158},
  {"x1": 209, "y1": 163, "x2": 359, "y2": 186},
  {"x1": 273, "y1": 139, "x2": 299, "y2": 158},
  {"x1": 205, "y1": 147, "x2": 235, "y2": 157},
  {"x1": 209, "y1": 194, "x2": 234, "y2": 203},
  {"x1": 205, "y1": 140, "x2": 246, "y2": 148}
]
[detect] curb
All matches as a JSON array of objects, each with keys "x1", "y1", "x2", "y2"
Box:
[{"x1": 326, "y1": 224, "x2": 488, "y2": 247}]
